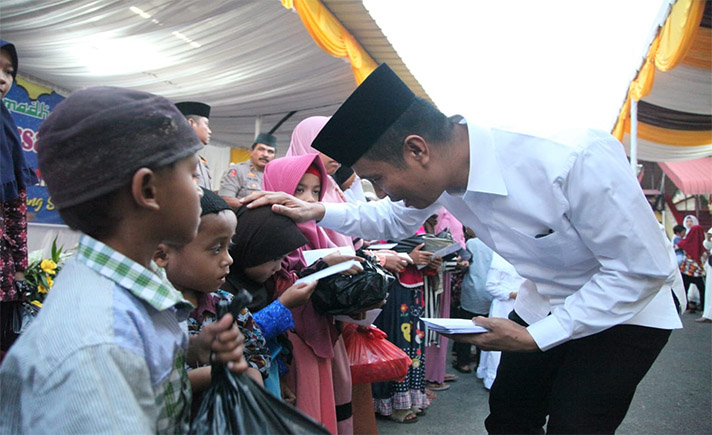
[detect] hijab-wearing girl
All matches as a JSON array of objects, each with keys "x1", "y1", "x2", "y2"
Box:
[
  {"x1": 263, "y1": 153, "x2": 356, "y2": 434},
  {"x1": 222, "y1": 204, "x2": 314, "y2": 399},
  {"x1": 678, "y1": 225, "x2": 708, "y2": 313},
  {"x1": 1, "y1": 40, "x2": 39, "y2": 354},
  {"x1": 286, "y1": 116, "x2": 356, "y2": 249}
]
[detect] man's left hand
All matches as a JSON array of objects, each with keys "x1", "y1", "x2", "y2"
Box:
[{"x1": 443, "y1": 316, "x2": 540, "y2": 352}]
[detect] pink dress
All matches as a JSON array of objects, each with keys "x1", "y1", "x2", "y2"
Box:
[{"x1": 263, "y1": 154, "x2": 353, "y2": 434}]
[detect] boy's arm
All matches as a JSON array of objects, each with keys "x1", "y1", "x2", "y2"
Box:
[{"x1": 25, "y1": 345, "x2": 157, "y2": 433}]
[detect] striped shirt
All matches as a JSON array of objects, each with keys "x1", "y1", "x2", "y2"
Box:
[{"x1": 0, "y1": 234, "x2": 193, "y2": 433}]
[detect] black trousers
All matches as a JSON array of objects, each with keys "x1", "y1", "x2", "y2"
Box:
[{"x1": 486, "y1": 311, "x2": 671, "y2": 434}]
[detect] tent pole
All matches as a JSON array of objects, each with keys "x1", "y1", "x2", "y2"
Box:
[
  {"x1": 254, "y1": 115, "x2": 262, "y2": 140},
  {"x1": 630, "y1": 99, "x2": 638, "y2": 174}
]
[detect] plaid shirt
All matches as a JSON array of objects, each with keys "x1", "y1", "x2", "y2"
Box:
[
  {"x1": 0, "y1": 234, "x2": 193, "y2": 434},
  {"x1": 76, "y1": 235, "x2": 193, "y2": 433}
]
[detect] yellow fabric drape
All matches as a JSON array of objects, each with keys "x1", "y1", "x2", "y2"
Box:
[
  {"x1": 229, "y1": 148, "x2": 251, "y2": 164},
  {"x1": 682, "y1": 26, "x2": 711, "y2": 69},
  {"x1": 625, "y1": 122, "x2": 712, "y2": 146},
  {"x1": 282, "y1": 0, "x2": 378, "y2": 84},
  {"x1": 612, "y1": 0, "x2": 706, "y2": 140},
  {"x1": 655, "y1": 0, "x2": 706, "y2": 71}
]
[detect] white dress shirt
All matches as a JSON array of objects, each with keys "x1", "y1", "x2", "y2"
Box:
[{"x1": 319, "y1": 117, "x2": 682, "y2": 351}]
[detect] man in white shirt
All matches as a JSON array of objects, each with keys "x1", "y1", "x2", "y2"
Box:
[{"x1": 242, "y1": 63, "x2": 682, "y2": 433}]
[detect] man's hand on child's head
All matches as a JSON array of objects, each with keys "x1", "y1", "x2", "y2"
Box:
[{"x1": 197, "y1": 313, "x2": 249, "y2": 373}]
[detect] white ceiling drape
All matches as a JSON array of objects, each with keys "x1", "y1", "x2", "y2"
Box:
[{"x1": 1, "y1": 0, "x2": 358, "y2": 151}]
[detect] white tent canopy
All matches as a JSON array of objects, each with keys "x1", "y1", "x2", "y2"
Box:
[{"x1": 1, "y1": 0, "x2": 359, "y2": 151}]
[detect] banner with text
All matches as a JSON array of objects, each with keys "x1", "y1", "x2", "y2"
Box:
[{"x1": 5, "y1": 78, "x2": 65, "y2": 224}]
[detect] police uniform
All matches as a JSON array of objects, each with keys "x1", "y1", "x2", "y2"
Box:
[
  {"x1": 174, "y1": 101, "x2": 213, "y2": 190},
  {"x1": 218, "y1": 161, "x2": 263, "y2": 199},
  {"x1": 196, "y1": 156, "x2": 212, "y2": 190}
]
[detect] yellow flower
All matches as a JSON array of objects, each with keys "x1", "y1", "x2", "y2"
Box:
[
  {"x1": 47, "y1": 276, "x2": 54, "y2": 289},
  {"x1": 31, "y1": 300, "x2": 42, "y2": 308},
  {"x1": 41, "y1": 259, "x2": 58, "y2": 275},
  {"x1": 38, "y1": 284, "x2": 48, "y2": 294}
]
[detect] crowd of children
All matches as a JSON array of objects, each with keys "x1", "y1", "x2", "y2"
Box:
[{"x1": 1, "y1": 41, "x2": 707, "y2": 433}]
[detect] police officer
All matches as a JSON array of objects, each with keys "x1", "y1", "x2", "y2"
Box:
[
  {"x1": 175, "y1": 101, "x2": 213, "y2": 190},
  {"x1": 219, "y1": 133, "x2": 276, "y2": 209}
]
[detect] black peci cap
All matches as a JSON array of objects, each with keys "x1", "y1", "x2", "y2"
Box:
[
  {"x1": 175, "y1": 101, "x2": 211, "y2": 119},
  {"x1": 200, "y1": 187, "x2": 232, "y2": 216},
  {"x1": 311, "y1": 63, "x2": 416, "y2": 167},
  {"x1": 253, "y1": 132, "x2": 277, "y2": 148}
]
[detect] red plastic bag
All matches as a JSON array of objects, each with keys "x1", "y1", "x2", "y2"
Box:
[{"x1": 341, "y1": 323, "x2": 412, "y2": 385}]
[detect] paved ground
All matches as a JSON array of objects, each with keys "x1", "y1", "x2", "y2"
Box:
[{"x1": 376, "y1": 312, "x2": 711, "y2": 434}]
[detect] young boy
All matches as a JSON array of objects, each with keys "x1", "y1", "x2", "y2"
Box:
[
  {"x1": 154, "y1": 189, "x2": 270, "y2": 398},
  {"x1": 0, "y1": 87, "x2": 247, "y2": 433}
]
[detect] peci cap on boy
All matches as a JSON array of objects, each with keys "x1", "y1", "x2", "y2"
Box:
[
  {"x1": 199, "y1": 187, "x2": 231, "y2": 216},
  {"x1": 37, "y1": 86, "x2": 203, "y2": 210},
  {"x1": 175, "y1": 101, "x2": 211, "y2": 119},
  {"x1": 311, "y1": 63, "x2": 415, "y2": 167}
]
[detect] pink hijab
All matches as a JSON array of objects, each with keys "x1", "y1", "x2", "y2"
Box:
[
  {"x1": 286, "y1": 116, "x2": 354, "y2": 248},
  {"x1": 263, "y1": 154, "x2": 335, "y2": 267},
  {"x1": 263, "y1": 154, "x2": 338, "y2": 358},
  {"x1": 435, "y1": 208, "x2": 466, "y2": 249}
]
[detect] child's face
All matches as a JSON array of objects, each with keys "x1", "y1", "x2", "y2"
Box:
[
  {"x1": 162, "y1": 210, "x2": 237, "y2": 294},
  {"x1": 294, "y1": 173, "x2": 321, "y2": 203},
  {"x1": 243, "y1": 256, "x2": 285, "y2": 284},
  {"x1": 0, "y1": 49, "x2": 15, "y2": 99},
  {"x1": 155, "y1": 154, "x2": 203, "y2": 245}
]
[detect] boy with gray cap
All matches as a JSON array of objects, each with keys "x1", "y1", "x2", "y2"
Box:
[{"x1": 0, "y1": 87, "x2": 248, "y2": 433}]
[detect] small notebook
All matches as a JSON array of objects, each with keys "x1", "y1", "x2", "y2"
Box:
[{"x1": 420, "y1": 318, "x2": 489, "y2": 334}]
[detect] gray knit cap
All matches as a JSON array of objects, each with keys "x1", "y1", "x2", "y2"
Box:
[{"x1": 37, "y1": 86, "x2": 203, "y2": 210}]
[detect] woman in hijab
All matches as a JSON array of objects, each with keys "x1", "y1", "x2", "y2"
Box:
[
  {"x1": 683, "y1": 215, "x2": 699, "y2": 232},
  {"x1": 678, "y1": 225, "x2": 708, "y2": 314},
  {"x1": 263, "y1": 153, "x2": 360, "y2": 434},
  {"x1": 1, "y1": 40, "x2": 39, "y2": 355}
]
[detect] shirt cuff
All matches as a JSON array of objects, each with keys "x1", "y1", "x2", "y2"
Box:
[
  {"x1": 525, "y1": 315, "x2": 570, "y2": 352},
  {"x1": 319, "y1": 202, "x2": 346, "y2": 228}
]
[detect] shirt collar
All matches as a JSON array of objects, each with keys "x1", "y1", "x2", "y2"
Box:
[
  {"x1": 76, "y1": 234, "x2": 191, "y2": 312},
  {"x1": 458, "y1": 116, "x2": 508, "y2": 197}
]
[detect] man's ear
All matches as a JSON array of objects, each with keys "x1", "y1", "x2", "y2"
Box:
[
  {"x1": 403, "y1": 135, "x2": 429, "y2": 166},
  {"x1": 130, "y1": 168, "x2": 161, "y2": 211},
  {"x1": 153, "y1": 243, "x2": 170, "y2": 268},
  {"x1": 187, "y1": 118, "x2": 197, "y2": 128}
]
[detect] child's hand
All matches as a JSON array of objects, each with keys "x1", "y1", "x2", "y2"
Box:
[
  {"x1": 426, "y1": 256, "x2": 443, "y2": 270},
  {"x1": 280, "y1": 379, "x2": 296, "y2": 404},
  {"x1": 197, "y1": 313, "x2": 249, "y2": 373},
  {"x1": 380, "y1": 252, "x2": 411, "y2": 273},
  {"x1": 409, "y1": 243, "x2": 434, "y2": 266},
  {"x1": 322, "y1": 253, "x2": 364, "y2": 275},
  {"x1": 278, "y1": 281, "x2": 318, "y2": 309}
]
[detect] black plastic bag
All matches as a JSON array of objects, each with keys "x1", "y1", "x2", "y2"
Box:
[
  {"x1": 190, "y1": 291, "x2": 329, "y2": 434},
  {"x1": 311, "y1": 250, "x2": 395, "y2": 315}
]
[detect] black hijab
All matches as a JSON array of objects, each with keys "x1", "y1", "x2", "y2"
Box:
[
  {"x1": 1, "y1": 40, "x2": 38, "y2": 203},
  {"x1": 224, "y1": 205, "x2": 307, "y2": 311}
]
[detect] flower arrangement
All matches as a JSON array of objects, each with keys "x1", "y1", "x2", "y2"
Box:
[{"x1": 22, "y1": 238, "x2": 68, "y2": 308}]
